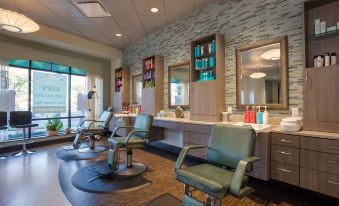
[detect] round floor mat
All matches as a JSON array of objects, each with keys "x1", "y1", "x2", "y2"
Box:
[
  {"x1": 145, "y1": 194, "x2": 182, "y2": 206},
  {"x1": 71, "y1": 160, "x2": 151, "y2": 194},
  {"x1": 56, "y1": 147, "x2": 107, "y2": 160}
]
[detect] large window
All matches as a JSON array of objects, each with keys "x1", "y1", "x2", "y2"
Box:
[{"x1": 1, "y1": 59, "x2": 87, "y2": 141}]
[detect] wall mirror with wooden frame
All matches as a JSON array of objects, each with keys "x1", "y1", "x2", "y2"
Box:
[
  {"x1": 236, "y1": 36, "x2": 288, "y2": 109},
  {"x1": 132, "y1": 74, "x2": 143, "y2": 104},
  {"x1": 168, "y1": 62, "x2": 190, "y2": 109}
]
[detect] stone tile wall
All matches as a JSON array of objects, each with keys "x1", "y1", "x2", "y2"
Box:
[{"x1": 122, "y1": 0, "x2": 303, "y2": 117}]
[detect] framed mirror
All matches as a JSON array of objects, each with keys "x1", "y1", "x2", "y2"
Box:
[
  {"x1": 132, "y1": 74, "x2": 142, "y2": 104},
  {"x1": 168, "y1": 62, "x2": 190, "y2": 109},
  {"x1": 236, "y1": 36, "x2": 288, "y2": 110}
]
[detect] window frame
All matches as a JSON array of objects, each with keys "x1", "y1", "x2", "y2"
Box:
[{"x1": 8, "y1": 59, "x2": 87, "y2": 139}]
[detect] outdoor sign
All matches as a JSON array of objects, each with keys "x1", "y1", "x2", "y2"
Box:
[{"x1": 32, "y1": 71, "x2": 67, "y2": 113}]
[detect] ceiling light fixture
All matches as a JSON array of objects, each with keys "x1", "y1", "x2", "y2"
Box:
[
  {"x1": 150, "y1": 7, "x2": 159, "y2": 13},
  {"x1": 73, "y1": 1, "x2": 111, "y2": 18},
  {"x1": 115, "y1": 33, "x2": 122, "y2": 37},
  {"x1": 0, "y1": 8, "x2": 39, "y2": 33},
  {"x1": 261, "y1": 49, "x2": 280, "y2": 60},
  {"x1": 249, "y1": 72, "x2": 266, "y2": 79}
]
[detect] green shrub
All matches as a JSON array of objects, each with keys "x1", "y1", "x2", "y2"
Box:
[{"x1": 46, "y1": 118, "x2": 63, "y2": 131}]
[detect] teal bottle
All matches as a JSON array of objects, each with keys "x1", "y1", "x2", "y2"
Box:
[{"x1": 256, "y1": 106, "x2": 263, "y2": 124}]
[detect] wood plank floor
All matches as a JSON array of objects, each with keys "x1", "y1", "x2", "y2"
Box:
[{"x1": 0, "y1": 142, "x2": 338, "y2": 206}]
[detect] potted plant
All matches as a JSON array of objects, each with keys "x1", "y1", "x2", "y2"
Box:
[{"x1": 46, "y1": 118, "x2": 63, "y2": 136}]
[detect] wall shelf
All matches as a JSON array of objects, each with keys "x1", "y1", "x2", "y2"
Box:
[{"x1": 113, "y1": 66, "x2": 130, "y2": 113}]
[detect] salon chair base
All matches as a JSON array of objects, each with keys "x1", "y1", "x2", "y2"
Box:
[
  {"x1": 95, "y1": 162, "x2": 148, "y2": 177},
  {"x1": 78, "y1": 145, "x2": 106, "y2": 153},
  {"x1": 13, "y1": 149, "x2": 36, "y2": 157}
]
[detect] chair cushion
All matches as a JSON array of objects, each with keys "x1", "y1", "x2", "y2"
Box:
[
  {"x1": 108, "y1": 136, "x2": 146, "y2": 148},
  {"x1": 176, "y1": 164, "x2": 248, "y2": 198}
]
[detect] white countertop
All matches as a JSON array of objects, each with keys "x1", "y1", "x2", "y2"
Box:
[{"x1": 114, "y1": 113, "x2": 339, "y2": 140}]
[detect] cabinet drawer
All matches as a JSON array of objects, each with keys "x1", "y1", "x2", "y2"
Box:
[
  {"x1": 300, "y1": 136, "x2": 339, "y2": 154},
  {"x1": 271, "y1": 145, "x2": 299, "y2": 166},
  {"x1": 271, "y1": 133, "x2": 299, "y2": 148},
  {"x1": 271, "y1": 162, "x2": 299, "y2": 186},
  {"x1": 300, "y1": 149, "x2": 339, "y2": 175},
  {"x1": 300, "y1": 168, "x2": 339, "y2": 199}
]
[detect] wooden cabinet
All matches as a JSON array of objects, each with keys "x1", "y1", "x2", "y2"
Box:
[
  {"x1": 141, "y1": 55, "x2": 164, "y2": 116},
  {"x1": 183, "y1": 131, "x2": 210, "y2": 160},
  {"x1": 270, "y1": 133, "x2": 300, "y2": 186},
  {"x1": 302, "y1": 0, "x2": 339, "y2": 133},
  {"x1": 113, "y1": 67, "x2": 130, "y2": 113},
  {"x1": 272, "y1": 133, "x2": 339, "y2": 198},
  {"x1": 303, "y1": 66, "x2": 339, "y2": 132},
  {"x1": 190, "y1": 33, "x2": 225, "y2": 122}
]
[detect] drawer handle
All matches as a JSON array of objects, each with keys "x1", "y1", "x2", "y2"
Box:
[
  {"x1": 279, "y1": 139, "x2": 292, "y2": 143},
  {"x1": 277, "y1": 167, "x2": 292, "y2": 173},
  {"x1": 328, "y1": 146, "x2": 339, "y2": 150},
  {"x1": 328, "y1": 181, "x2": 339, "y2": 186},
  {"x1": 278, "y1": 151, "x2": 291, "y2": 155},
  {"x1": 328, "y1": 160, "x2": 339, "y2": 165}
]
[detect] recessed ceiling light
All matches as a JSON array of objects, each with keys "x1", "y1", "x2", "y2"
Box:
[
  {"x1": 150, "y1": 7, "x2": 158, "y2": 13},
  {"x1": 115, "y1": 33, "x2": 122, "y2": 37}
]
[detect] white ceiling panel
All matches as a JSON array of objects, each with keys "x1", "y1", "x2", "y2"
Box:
[
  {"x1": 101, "y1": 0, "x2": 137, "y2": 17},
  {"x1": 164, "y1": 0, "x2": 194, "y2": 15},
  {"x1": 133, "y1": 0, "x2": 165, "y2": 15},
  {"x1": 140, "y1": 14, "x2": 166, "y2": 34},
  {"x1": 0, "y1": 0, "x2": 218, "y2": 48}
]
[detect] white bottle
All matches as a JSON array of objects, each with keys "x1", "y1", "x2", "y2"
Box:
[{"x1": 263, "y1": 106, "x2": 269, "y2": 125}]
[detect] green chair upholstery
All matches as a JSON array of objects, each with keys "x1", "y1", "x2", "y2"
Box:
[
  {"x1": 64, "y1": 108, "x2": 114, "y2": 151},
  {"x1": 107, "y1": 114, "x2": 153, "y2": 174},
  {"x1": 175, "y1": 124, "x2": 259, "y2": 206}
]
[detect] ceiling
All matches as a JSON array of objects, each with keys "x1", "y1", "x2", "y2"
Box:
[{"x1": 0, "y1": 0, "x2": 218, "y2": 49}]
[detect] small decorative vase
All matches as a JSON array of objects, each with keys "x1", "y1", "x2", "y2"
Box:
[
  {"x1": 175, "y1": 106, "x2": 184, "y2": 118},
  {"x1": 48, "y1": 130, "x2": 58, "y2": 136},
  {"x1": 65, "y1": 127, "x2": 71, "y2": 134}
]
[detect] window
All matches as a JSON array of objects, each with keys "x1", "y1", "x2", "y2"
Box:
[{"x1": 1, "y1": 59, "x2": 87, "y2": 141}]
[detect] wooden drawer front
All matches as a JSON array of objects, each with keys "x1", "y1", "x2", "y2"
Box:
[
  {"x1": 300, "y1": 149, "x2": 339, "y2": 175},
  {"x1": 271, "y1": 133, "x2": 299, "y2": 148},
  {"x1": 271, "y1": 162, "x2": 299, "y2": 186},
  {"x1": 300, "y1": 168, "x2": 339, "y2": 198},
  {"x1": 300, "y1": 136, "x2": 339, "y2": 155},
  {"x1": 271, "y1": 145, "x2": 299, "y2": 166}
]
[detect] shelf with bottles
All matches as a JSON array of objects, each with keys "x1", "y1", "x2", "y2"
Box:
[
  {"x1": 115, "y1": 68, "x2": 123, "y2": 92},
  {"x1": 142, "y1": 56, "x2": 156, "y2": 88}
]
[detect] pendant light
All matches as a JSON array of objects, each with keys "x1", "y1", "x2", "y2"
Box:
[{"x1": 0, "y1": 8, "x2": 39, "y2": 33}]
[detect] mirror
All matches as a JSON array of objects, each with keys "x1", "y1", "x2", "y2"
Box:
[
  {"x1": 168, "y1": 62, "x2": 190, "y2": 109},
  {"x1": 132, "y1": 74, "x2": 142, "y2": 104},
  {"x1": 236, "y1": 36, "x2": 288, "y2": 109}
]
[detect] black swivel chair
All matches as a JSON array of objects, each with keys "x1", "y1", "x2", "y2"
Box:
[
  {"x1": 10, "y1": 111, "x2": 38, "y2": 157},
  {"x1": 0, "y1": 112, "x2": 8, "y2": 160}
]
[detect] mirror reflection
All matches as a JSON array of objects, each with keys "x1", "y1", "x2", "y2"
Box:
[
  {"x1": 168, "y1": 62, "x2": 190, "y2": 109},
  {"x1": 236, "y1": 36, "x2": 288, "y2": 109},
  {"x1": 132, "y1": 74, "x2": 142, "y2": 104}
]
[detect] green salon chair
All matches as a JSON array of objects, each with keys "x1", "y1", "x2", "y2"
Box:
[
  {"x1": 63, "y1": 107, "x2": 113, "y2": 153},
  {"x1": 175, "y1": 124, "x2": 259, "y2": 206},
  {"x1": 98, "y1": 114, "x2": 153, "y2": 176}
]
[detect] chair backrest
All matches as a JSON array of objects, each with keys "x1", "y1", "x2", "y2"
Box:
[
  {"x1": 207, "y1": 124, "x2": 256, "y2": 169},
  {"x1": 98, "y1": 109, "x2": 114, "y2": 129},
  {"x1": 9, "y1": 111, "x2": 32, "y2": 126},
  {"x1": 0, "y1": 112, "x2": 7, "y2": 127},
  {"x1": 133, "y1": 114, "x2": 154, "y2": 139}
]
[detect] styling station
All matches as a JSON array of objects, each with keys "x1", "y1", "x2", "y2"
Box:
[{"x1": 0, "y1": 0, "x2": 339, "y2": 206}]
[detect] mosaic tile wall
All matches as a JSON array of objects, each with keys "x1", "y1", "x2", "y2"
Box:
[{"x1": 122, "y1": 0, "x2": 303, "y2": 117}]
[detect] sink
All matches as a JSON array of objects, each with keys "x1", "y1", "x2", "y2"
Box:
[{"x1": 230, "y1": 122, "x2": 271, "y2": 132}]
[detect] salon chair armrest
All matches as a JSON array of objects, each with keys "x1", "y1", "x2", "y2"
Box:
[
  {"x1": 175, "y1": 145, "x2": 206, "y2": 171},
  {"x1": 230, "y1": 157, "x2": 260, "y2": 198}
]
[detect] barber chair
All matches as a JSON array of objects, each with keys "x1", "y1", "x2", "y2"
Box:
[
  {"x1": 95, "y1": 114, "x2": 153, "y2": 176},
  {"x1": 175, "y1": 124, "x2": 259, "y2": 206},
  {"x1": 0, "y1": 112, "x2": 8, "y2": 160},
  {"x1": 10, "y1": 111, "x2": 38, "y2": 157},
  {"x1": 63, "y1": 107, "x2": 113, "y2": 153}
]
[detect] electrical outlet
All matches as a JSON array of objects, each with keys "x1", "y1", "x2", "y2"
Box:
[
  {"x1": 227, "y1": 107, "x2": 232, "y2": 113},
  {"x1": 291, "y1": 108, "x2": 299, "y2": 117}
]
